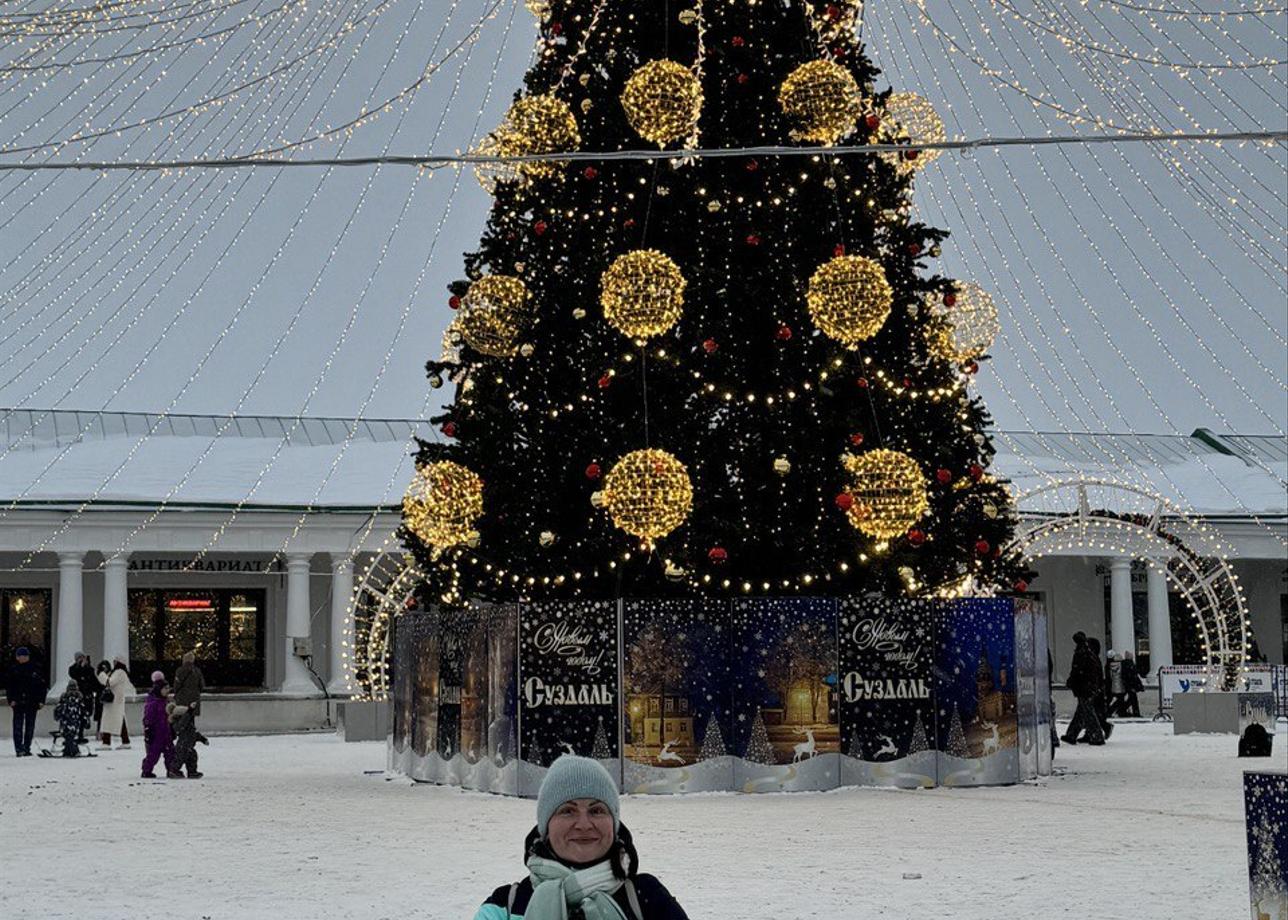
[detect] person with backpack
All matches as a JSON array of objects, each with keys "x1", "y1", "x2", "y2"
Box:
[{"x1": 472, "y1": 755, "x2": 689, "y2": 919}]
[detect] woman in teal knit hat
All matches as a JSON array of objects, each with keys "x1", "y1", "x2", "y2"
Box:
[{"x1": 473, "y1": 755, "x2": 689, "y2": 919}]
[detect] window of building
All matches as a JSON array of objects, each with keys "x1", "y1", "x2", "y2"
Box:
[
  {"x1": 0, "y1": 589, "x2": 52, "y2": 683},
  {"x1": 128, "y1": 589, "x2": 266, "y2": 689}
]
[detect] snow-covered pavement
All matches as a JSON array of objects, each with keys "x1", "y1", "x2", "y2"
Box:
[{"x1": 0, "y1": 722, "x2": 1275, "y2": 919}]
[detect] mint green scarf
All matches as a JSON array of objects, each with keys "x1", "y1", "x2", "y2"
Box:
[{"x1": 524, "y1": 856, "x2": 627, "y2": 920}]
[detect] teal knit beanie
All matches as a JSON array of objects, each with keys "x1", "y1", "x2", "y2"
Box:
[{"x1": 536, "y1": 755, "x2": 620, "y2": 838}]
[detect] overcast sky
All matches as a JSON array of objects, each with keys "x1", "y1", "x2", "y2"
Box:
[{"x1": 0, "y1": 0, "x2": 1283, "y2": 440}]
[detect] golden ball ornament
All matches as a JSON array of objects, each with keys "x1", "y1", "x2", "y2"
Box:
[
  {"x1": 538, "y1": 530, "x2": 556, "y2": 547},
  {"x1": 600, "y1": 249, "x2": 687, "y2": 339},
  {"x1": 882, "y1": 92, "x2": 946, "y2": 173},
  {"x1": 621, "y1": 60, "x2": 703, "y2": 146},
  {"x1": 779, "y1": 59, "x2": 863, "y2": 144},
  {"x1": 840, "y1": 449, "x2": 929, "y2": 539},
  {"x1": 473, "y1": 94, "x2": 581, "y2": 191},
  {"x1": 773, "y1": 456, "x2": 792, "y2": 476},
  {"x1": 925, "y1": 281, "x2": 1000, "y2": 363},
  {"x1": 805, "y1": 255, "x2": 894, "y2": 345},
  {"x1": 402, "y1": 461, "x2": 485, "y2": 551},
  {"x1": 590, "y1": 490, "x2": 606, "y2": 509},
  {"x1": 457, "y1": 275, "x2": 532, "y2": 357},
  {"x1": 602, "y1": 448, "x2": 694, "y2": 542}
]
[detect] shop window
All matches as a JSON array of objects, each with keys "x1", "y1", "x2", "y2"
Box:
[
  {"x1": 1, "y1": 589, "x2": 52, "y2": 683},
  {"x1": 128, "y1": 589, "x2": 265, "y2": 690}
]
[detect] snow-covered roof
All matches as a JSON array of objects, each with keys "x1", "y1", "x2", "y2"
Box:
[{"x1": 0, "y1": 409, "x2": 1282, "y2": 519}]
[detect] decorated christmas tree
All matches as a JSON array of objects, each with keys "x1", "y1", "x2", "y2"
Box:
[
  {"x1": 699, "y1": 717, "x2": 727, "y2": 760},
  {"x1": 743, "y1": 708, "x2": 776, "y2": 765},
  {"x1": 401, "y1": 0, "x2": 1023, "y2": 603},
  {"x1": 591, "y1": 716, "x2": 613, "y2": 760},
  {"x1": 907, "y1": 711, "x2": 930, "y2": 756},
  {"x1": 944, "y1": 706, "x2": 969, "y2": 758}
]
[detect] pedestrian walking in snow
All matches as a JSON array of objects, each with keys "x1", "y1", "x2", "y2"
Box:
[
  {"x1": 168, "y1": 701, "x2": 206, "y2": 779},
  {"x1": 97, "y1": 657, "x2": 135, "y2": 750},
  {"x1": 52, "y1": 681, "x2": 89, "y2": 757},
  {"x1": 6, "y1": 647, "x2": 48, "y2": 756},
  {"x1": 1119, "y1": 650, "x2": 1144, "y2": 718},
  {"x1": 1105, "y1": 651, "x2": 1126, "y2": 717},
  {"x1": 141, "y1": 674, "x2": 181, "y2": 779},
  {"x1": 68, "y1": 653, "x2": 99, "y2": 741},
  {"x1": 171, "y1": 651, "x2": 206, "y2": 776},
  {"x1": 1061, "y1": 632, "x2": 1104, "y2": 746},
  {"x1": 473, "y1": 755, "x2": 689, "y2": 919},
  {"x1": 1085, "y1": 637, "x2": 1113, "y2": 740}
]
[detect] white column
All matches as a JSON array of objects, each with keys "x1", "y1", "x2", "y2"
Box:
[
  {"x1": 1146, "y1": 564, "x2": 1173, "y2": 675},
  {"x1": 280, "y1": 553, "x2": 316, "y2": 695},
  {"x1": 326, "y1": 556, "x2": 354, "y2": 696},
  {"x1": 1109, "y1": 557, "x2": 1135, "y2": 657},
  {"x1": 102, "y1": 555, "x2": 130, "y2": 666},
  {"x1": 50, "y1": 552, "x2": 85, "y2": 696}
]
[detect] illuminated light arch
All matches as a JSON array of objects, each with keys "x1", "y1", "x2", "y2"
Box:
[{"x1": 345, "y1": 550, "x2": 424, "y2": 701}]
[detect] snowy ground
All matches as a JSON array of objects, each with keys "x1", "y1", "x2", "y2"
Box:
[{"x1": 0, "y1": 722, "x2": 1279, "y2": 920}]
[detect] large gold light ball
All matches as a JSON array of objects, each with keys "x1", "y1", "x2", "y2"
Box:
[
  {"x1": 457, "y1": 275, "x2": 531, "y2": 357},
  {"x1": 523, "y1": 0, "x2": 549, "y2": 17},
  {"x1": 882, "y1": 92, "x2": 946, "y2": 173},
  {"x1": 925, "y1": 281, "x2": 1000, "y2": 363},
  {"x1": 840, "y1": 450, "x2": 929, "y2": 539},
  {"x1": 600, "y1": 249, "x2": 687, "y2": 339},
  {"x1": 779, "y1": 59, "x2": 863, "y2": 144},
  {"x1": 473, "y1": 94, "x2": 580, "y2": 190},
  {"x1": 806, "y1": 255, "x2": 893, "y2": 345},
  {"x1": 602, "y1": 449, "x2": 693, "y2": 541},
  {"x1": 621, "y1": 60, "x2": 703, "y2": 146},
  {"x1": 403, "y1": 461, "x2": 484, "y2": 551}
]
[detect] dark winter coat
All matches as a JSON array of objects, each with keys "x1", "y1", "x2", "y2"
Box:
[
  {"x1": 173, "y1": 663, "x2": 205, "y2": 712},
  {"x1": 1121, "y1": 658, "x2": 1145, "y2": 693},
  {"x1": 1065, "y1": 645, "x2": 1100, "y2": 700},
  {"x1": 54, "y1": 690, "x2": 88, "y2": 732},
  {"x1": 5, "y1": 659, "x2": 49, "y2": 707},
  {"x1": 474, "y1": 824, "x2": 689, "y2": 920},
  {"x1": 69, "y1": 660, "x2": 100, "y2": 701}
]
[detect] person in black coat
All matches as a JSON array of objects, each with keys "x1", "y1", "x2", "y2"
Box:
[
  {"x1": 68, "y1": 653, "x2": 99, "y2": 740},
  {"x1": 1118, "y1": 650, "x2": 1144, "y2": 718},
  {"x1": 474, "y1": 755, "x2": 689, "y2": 919},
  {"x1": 1085, "y1": 638, "x2": 1113, "y2": 739},
  {"x1": 5, "y1": 647, "x2": 48, "y2": 756},
  {"x1": 1061, "y1": 633, "x2": 1104, "y2": 746}
]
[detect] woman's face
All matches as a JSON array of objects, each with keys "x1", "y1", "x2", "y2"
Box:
[{"x1": 546, "y1": 798, "x2": 614, "y2": 864}]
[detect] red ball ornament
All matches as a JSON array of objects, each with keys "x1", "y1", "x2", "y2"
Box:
[
  {"x1": 533, "y1": 220, "x2": 548, "y2": 236},
  {"x1": 623, "y1": 218, "x2": 636, "y2": 229},
  {"x1": 775, "y1": 323, "x2": 793, "y2": 341},
  {"x1": 835, "y1": 492, "x2": 855, "y2": 511},
  {"x1": 902, "y1": 376, "x2": 912, "y2": 388},
  {"x1": 833, "y1": 243, "x2": 846, "y2": 257},
  {"x1": 731, "y1": 35, "x2": 745, "y2": 47},
  {"x1": 864, "y1": 113, "x2": 880, "y2": 132},
  {"x1": 1013, "y1": 579, "x2": 1029, "y2": 593},
  {"x1": 597, "y1": 373, "x2": 612, "y2": 389},
  {"x1": 708, "y1": 546, "x2": 728, "y2": 564},
  {"x1": 907, "y1": 242, "x2": 922, "y2": 256},
  {"x1": 585, "y1": 462, "x2": 601, "y2": 480},
  {"x1": 969, "y1": 463, "x2": 984, "y2": 481},
  {"x1": 583, "y1": 166, "x2": 598, "y2": 179},
  {"x1": 745, "y1": 159, "x2": 759, "y2": 172},
  {"x1": 856, "y1": 376, "x2": 869, "y2": 389},
  {"x1": 935, "y1": 468, "x2": 952, "y2": 484},
  {"x1": 441, "y1": 421, "x2": 457, "y2": 438},
  {"x1": 702, "y1": 337, "x2": 718, "y2": 354},
  {"x1": 849, "y1": 432, "x2": 865, "y2": 447},
  {"x1": 904, "y1": 149, "x2": 920, "y2": 161},
  {"x1": 975, "y1": 539, "x2": 991, "y2": 555},
  {"x1": 736, "y1": 73, "x2": 749, "y2": 85},
  {"x1": 963, "y1": 360, "x2": 980, "y2": 375},
  {"x1": 943, "y1": 292, "x2": 957, "y2": 307},
  {"x1": 549, "y1": 21, "x2": 562, "y2": 36},
  {"x1": 826, "y1": 4, "x2": 842, "y2": 21},
  {"x1": 448, "y1": 295, "x2": 461, "y2": 310},
  {"x1": 907, "y1": 528, "x2": 926, "y2": 546},
  {"x1": 745, "y1": 233, "x2": 761, "y2": 247}
]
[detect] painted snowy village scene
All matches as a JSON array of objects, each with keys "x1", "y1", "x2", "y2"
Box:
[{"x1": 0, "y1": 1, "x2": 1285, "y2": 919}]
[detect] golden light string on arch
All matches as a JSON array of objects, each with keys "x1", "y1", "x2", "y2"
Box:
[
  {"x1": 0, "y1": 0, "x2": 376, "y2": 413},
  {"x1": 872, "y1": 1, "x2": 1288, "y2": 548},
  {"x1": 954, "y1": 0, "x2": 1288, "y2": 401},
  {"x1": 888, "y1": 1, "x2": 1287, "y2": 438},
  {"x1": 82, "y1": 0, "x2": 512, "y2": 569},
  {"x1": 8, "y1": 0, "x2": 480, "y2": 557},
  {"x1": 0, "y1": 0, "x2": 260, "y2": 38},
  {"x1": 907, "y1": 0, "x2": 1288, "y2": 284}
]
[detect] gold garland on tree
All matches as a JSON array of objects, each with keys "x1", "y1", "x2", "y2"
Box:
[
  {"x1": 600, "y1": 249, "x2": 687, "y2": 339},
  {"x1": 403, "y1": 461, "x2": 485, "y2": 552},
  {"x1": 805, "y1": 255, "x2": 893, "y2": 345},
  {"x1": 778, "y1": 59, "x2": 863, "y2": 144},
  {"x1": 621, "y1": 60, "x2": 703, "y2": 146},
  {"x1": 882, "y1": 92, "x2": 946, "y2": 174},
  {"x1": 840, "y1": 449, "x2": 929, "y2": 539},
  {"x1": 474, "y1": 94, "x2": 581, "y2": 191},
  {"x1": 602, "y1": 449, "x2": 694, "y2": 542},
  {"x1": 458, "y1": 275, "x2": 532, "y2": 357},
  {"x1": 925, "y1": 281, "x2": 1000, "y2": 364}
]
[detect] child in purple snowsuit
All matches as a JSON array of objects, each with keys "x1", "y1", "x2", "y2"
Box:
[{"x1": 141, "y1": 673, "x2": 180, "y2": 779}]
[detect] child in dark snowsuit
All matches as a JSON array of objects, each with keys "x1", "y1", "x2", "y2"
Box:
[
  {"x1": 168, "y1": 701, "x2": 205, "y2": 779},
  {"x1": 53, "y1": 683, "x2": 89, "y2": 757},
  {"x1": 141, "y1": 675, "x2": 181, "y2": 779}
]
